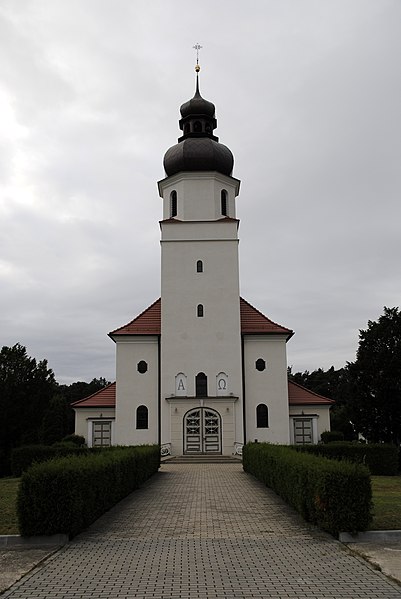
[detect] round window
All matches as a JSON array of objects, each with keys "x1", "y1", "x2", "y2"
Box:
[
  {"x1": 137, "y1": 360, "x2": 148, "y2": 374},
  {"x1": 255, "y1": 358, "x2": 266, "y2": 372}
]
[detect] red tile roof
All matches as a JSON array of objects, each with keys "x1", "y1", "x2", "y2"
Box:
[
  {"x1": 240, "y1": 298, "x2": 293, "y2": 338},
  {"x1": 109, "y1": 297, "x2": 293, "y2": 339},
  {"x1": 73, "y1": 380, "x2": 333, "y2": 409},
  {"x1": 288, "y1": 380, "x2": 335, "y2": 406},
  {"x1": 109, "y1": 299, "x2": 161, "y2": 336},
  {"x1": 71, "y1": 382, "x2": 116, "y2": 408}
]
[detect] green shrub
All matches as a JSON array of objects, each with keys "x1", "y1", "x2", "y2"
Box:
[
  {"x1": 10, "y1": 444, "x2": 89, "y2": 476},
  {"x1": 17, "y1": 445, "x2": 160, "y2": 538},
  {"x1": 61, "y1": 434, "x2": 86, "y2": 446},
  {"x1": 320, "y1": 431, "x2": 344, "y2": 444},
  {"x1": 296, "y1": 442, "x2": 399, "y2": 475},
  {"x1": 243, "y1": 443, "x2": 372, "y2": 536}
]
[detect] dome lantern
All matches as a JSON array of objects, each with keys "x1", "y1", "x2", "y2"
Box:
[{"x1": 163, "y1": 69, "x2": 234, "y2": 178}]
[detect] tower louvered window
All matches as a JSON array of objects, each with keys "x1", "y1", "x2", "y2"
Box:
[
  {"x1": 170, "y1": 190, "x2": 177, "y2": 217},
  {"x1": 221, "y1": 189, "x2": 228, "y2": 216}
]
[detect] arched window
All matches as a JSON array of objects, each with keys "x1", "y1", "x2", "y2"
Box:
[
  {"x1": 194, "y1": 121, "x2": 202, "y2": 132},
  {"x1": 196, "y1": 260, "x2": 203, "y2": 273},
  {"x1": 221, "y1": 189, "x2": 228, "y2": 216},
  {"x1": 137, "y1": 360, "x2": 147, "y2": 374},
  {"x1": 170, "y1": 190, "x2": 177, "y2": 217},
  {"x1": 184, "y1": 123, "x2": 190, "y2": 135},
  {"x1": 196, "y1": 372, "x2": 208, "y2": 397},
  {"x1": 136, "y1": 405, "x2": 148, "y2": 429},
  {"x1": 256, "y1": 404, "x2": 269, "y2": 428},
  {"x1": 197, "y1": 304, "x2": 204, "y2": 317},
  {"x1": 255, "y1": 358, "x2": 266, "y2": 371}
]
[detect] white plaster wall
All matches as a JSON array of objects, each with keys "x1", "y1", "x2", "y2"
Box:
[
  {"x1": 114, "y1": 336, "x2": 159, "y2": 445},
  {"x1": 158, "y1": 171, "x2": 240, "y2": 221},
  {"x1": 289, "y1": 405, "x2": 332, "y2": 442},
  {"x1": 74, "y1": 408, "x2": 115, "y2": 446},
  {"x1": 159, "y1": 170, "x2": 243, "y2": 451},
  {"x1": 243, "y1": 335, "x2": 290, "y2": 444},
  {"x1": 160, "y1": 230, "x2": 243, "y2": 447}
]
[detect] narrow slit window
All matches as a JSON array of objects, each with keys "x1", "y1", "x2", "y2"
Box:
[
  {"x1": 196, "y1": 260, "x2": 203, "y2": 273},
  {"x1": 197, "y1": 304, "x2": 204, "y2": 317},
  {"x1": 170, "y1": 190, "x2": 177, "y2": 217},
  {"x1": 221, "y1": 189, "x2": 228, "y2": 216}
]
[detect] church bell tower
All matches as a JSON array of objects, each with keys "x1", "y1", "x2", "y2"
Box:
[{"x1": 158, "y1": 62, "x2": 243, "y2": 455}]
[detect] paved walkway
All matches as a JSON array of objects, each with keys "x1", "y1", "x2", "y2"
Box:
[{"x1": 3, "y1": 463, "x2": 401, "y2": 598}]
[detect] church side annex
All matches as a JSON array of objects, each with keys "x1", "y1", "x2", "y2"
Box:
[{"x1": 73, "y1": 62, "x2": 333, "y2": 455}]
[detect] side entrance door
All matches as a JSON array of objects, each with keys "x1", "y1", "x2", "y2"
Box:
[{"x1": 184, "y1": 407, "x2": 221, "y2": 454}]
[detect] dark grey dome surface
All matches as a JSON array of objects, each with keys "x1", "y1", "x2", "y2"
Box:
[
  {"x1": 164, "y1": 137, "x2": 234, "y2": 177},
  {"x1": 180, "y1": 90, "x2": 215, "y2": 118}
]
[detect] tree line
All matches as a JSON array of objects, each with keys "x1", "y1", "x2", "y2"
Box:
[
  {"x1": 0, "y1": 342, "x2": 109, "y2": 475},
  {"x1": 288, "y1": 306, "x2": 401, "y2": 446}
]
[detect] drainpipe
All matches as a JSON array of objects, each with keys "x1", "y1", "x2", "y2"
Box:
[
  {"x1": 241, "y1": 334, "x2": 246, "y2": 445},
  {"x1": 157, "y1": 334, "x2": 161, "y2": 446}
]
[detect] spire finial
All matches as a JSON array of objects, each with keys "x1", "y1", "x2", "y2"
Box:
[{"x1": 193, "y1": 43, "x2": 202, "y2": 73}]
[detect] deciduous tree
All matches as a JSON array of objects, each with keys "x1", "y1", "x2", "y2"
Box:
[
  {"x1": 347, "y1": 307, "x2": 401, "y2": 444},
  {"x1": 0, "y1": 343, "x2": 56, "y2": 474}
]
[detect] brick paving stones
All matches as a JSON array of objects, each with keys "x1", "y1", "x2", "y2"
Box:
[{"x1": 3, "y1": 463, "x2": 401, "y2": 598}]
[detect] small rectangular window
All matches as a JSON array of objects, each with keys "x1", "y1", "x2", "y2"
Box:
[{"x1": 170, "y1": 191, "x2": 177, "y2": 217}]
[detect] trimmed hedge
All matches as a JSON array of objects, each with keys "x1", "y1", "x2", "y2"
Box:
[
  {"x1": 320, "y1": 431, "x2": 344, "y2": 444},
  {"x1": 17, "y1": 445, "x2": 160, "y2": 538},
  {"x1": 11, "y1": 444, "x2": 90, "y2": 476},
  {"x1": 243, "y1": 443, "x2": 372, "y2": 536},
  {"x1": 295, "y1": 442, "x2": 399, "y2": 475}
]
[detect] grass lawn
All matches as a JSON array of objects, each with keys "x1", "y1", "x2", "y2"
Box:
[
  {"x1": 0, "y1": 477, "x2": 20, "y2": 534},
  {"x1": 369, "y1": 475, "x2": 401, "y2": 530}
]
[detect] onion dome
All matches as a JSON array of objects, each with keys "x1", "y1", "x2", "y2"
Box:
[
  {"x1": 163, "y1": 73, "x2": 234, "y2": 177},
  {"x1": 180, "y1": 79, "x2": 215, "y2": 119}
]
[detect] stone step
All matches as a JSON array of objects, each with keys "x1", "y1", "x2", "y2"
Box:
[{"x1": 165, "y1": 455, "x2": 242, "y2": 464}]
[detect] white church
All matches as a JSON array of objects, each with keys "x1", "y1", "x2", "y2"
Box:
[{"x1": 73, "y1": 68, "x2": 333, "y2": 455}]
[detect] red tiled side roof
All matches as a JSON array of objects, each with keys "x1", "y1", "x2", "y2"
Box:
[
  {"x1": 288, "y1": 380, "x2": 335, "y2": 406},
  {"x1": 71, "y1": 382, "x2": 116, "y2": 408},
  {"x1": 73, "y1": 380, "x2": 333, "y2": 409},
  {"x1": 240, "y1": 298, "x2": 293, "y2": 338},
  {"x1": 109, "y1": 299, "x2": 161, "y2": 336},
  {"x1": 109, "y1": 297, "x2": 292, "y2": 338}
]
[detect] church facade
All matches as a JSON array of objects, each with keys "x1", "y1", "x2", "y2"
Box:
[{"x1": 73, "y1": 73, "x2": 333, "y2": 455}]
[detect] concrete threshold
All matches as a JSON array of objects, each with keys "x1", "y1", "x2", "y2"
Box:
[{"x1": 0, "y1": 534, "x2": 68, "y2": 547}]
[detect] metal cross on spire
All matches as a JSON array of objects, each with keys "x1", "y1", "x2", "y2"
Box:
[{"x1": 193, "y1": 43, "x2": 202, "y2": 72}]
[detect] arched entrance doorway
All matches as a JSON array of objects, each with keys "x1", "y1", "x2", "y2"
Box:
[{"x1": 183, "y1": 407, "x2": 222, "y2": 454}]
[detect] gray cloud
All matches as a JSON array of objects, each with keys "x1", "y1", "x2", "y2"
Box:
[{"x1": 1, "y1": 0, "x2": 400, "y2": 383}]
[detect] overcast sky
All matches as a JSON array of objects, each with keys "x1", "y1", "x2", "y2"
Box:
[{"x1": 1, "y1": 0, "x2": 400, "y2": 384}]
